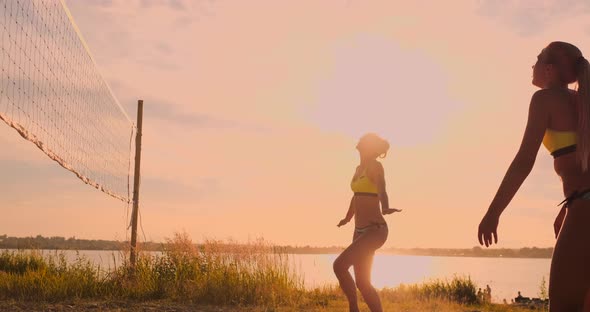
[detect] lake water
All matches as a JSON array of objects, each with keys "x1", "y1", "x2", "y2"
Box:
[
  {"x1": 14, "y1": 250, "x2": 550, "y2": 303},
  {"x1": 294, "y1": 253, "x2": 550, "y2": 303}
]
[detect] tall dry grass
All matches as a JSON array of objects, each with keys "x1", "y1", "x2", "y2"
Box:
[{"x1": 0, "y1": 232, "x2": 546, "y2": 311}]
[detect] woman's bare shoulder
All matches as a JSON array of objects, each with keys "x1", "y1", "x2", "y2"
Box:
[{"x1": 367, "y1": 161, "x2": 384, "y2": 175}]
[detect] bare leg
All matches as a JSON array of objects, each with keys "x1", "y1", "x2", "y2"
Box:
[
  {"x1": 333, "y1": 227, "x2": 387, "y2": 312},
  {"x1": 333, "y1": 254, "x2": 359, "y2": 312},
  {"x1": 334, "y1": 231, "x2": 363, "y2": 312},
  {"x1": 584, "y1": 290, "x2": 590, "y2": 312},
  {"x1": 354, "y1": 251, "x2": 382, "y2": 312},
  {"x1": 550, "y1": 204, "x2": 590, "y2": 311}
]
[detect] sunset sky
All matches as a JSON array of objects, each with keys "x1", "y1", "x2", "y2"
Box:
[{"x1": 2, "y1": 0, "x2": 590, "y2": 249}]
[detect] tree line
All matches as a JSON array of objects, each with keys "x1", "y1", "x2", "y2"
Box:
[{"x1": 0, "y1": 235, "x2": 553, "y2": 258}]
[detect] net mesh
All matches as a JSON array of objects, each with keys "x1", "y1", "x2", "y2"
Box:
[{"x1": 0, "y1": 0, "x2": 135, "y2": 203}]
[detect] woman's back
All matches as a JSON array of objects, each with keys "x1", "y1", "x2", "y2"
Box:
[{"x1": 543, "y1": 88, "x2": 590, "y2": 192}]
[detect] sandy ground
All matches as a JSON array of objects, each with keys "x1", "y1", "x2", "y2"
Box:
[
  {"x1": 0, "y1": 300, "x2": 539, "y2": 311},
  {"x1": 0, "y1": 301, "x2": 269, "y2": 312}
]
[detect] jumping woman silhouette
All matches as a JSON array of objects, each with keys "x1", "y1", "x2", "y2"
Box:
[{"x1": 334, "y1": 133, "x2": 402, "y2": 312}]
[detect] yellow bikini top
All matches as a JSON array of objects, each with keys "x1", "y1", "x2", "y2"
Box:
[
  {"x1": 543, "y1": 129, "x2": 577, "y2": 157},
  {"x1": 350, "y1": 168, "x2": 378, "y2": 194}
]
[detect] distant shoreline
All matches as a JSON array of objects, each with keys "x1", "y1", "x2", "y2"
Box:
[{"x1": 0, "y1": 234, "x2": 554, "y2": 258}]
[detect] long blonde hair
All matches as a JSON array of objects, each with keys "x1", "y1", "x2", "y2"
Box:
[{"x1": 546, "y1": 42, "x2": 590, "y2": 170}]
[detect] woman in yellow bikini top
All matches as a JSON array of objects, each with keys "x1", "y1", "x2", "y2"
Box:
[
  {"x1": 350, "y1": 167, "x2": 379, "y2": 196},
  {"x1": 333, "y1": 133, "x2": 401, "y2": 312},
  {"x1": 543, "y1": 129, "x2": 577, "y2": 158},
  {"x1": 478, "y1": 41, "x2": 590, "y2": 311}
]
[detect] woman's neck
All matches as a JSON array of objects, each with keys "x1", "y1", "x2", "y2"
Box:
[
  {"x1": 360, "y1": 157, "x2": 374, "y2": 167},
  {"x1": 544, "y1": 81, "x2": 568, "y2": 90}
]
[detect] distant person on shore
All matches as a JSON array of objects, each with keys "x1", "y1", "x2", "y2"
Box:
[
  {"x1": 485, "y1": 284, "x2": 492, "y2": 302},
  {"x1": 515, "y1": 291, "x2": 529, "y2": 304},
  {"x1": 478, "y1": 41, "x2": 590, "y2": 311},
  {"x1": 333, "y1": 133, "x2": 402, "y2": 312}
]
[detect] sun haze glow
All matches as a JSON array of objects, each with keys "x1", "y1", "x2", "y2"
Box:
[{"x1": 1, "y1": 0, "x2": 590, "y2": 249}]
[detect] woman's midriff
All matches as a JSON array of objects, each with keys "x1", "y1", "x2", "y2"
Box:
[
  {"x1": 554, "y1": 154, "x2": 590, "y2": 195},
  {"x1": 549, "y1": 156, "x2": 590, "y2": 305},
  {"x1": 353, "y1": 195, "x2": 386, "y2": 228}
]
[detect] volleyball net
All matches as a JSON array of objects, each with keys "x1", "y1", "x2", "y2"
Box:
[{"x1": 0, "y1": 0, "x2": 136, "y2": 203}]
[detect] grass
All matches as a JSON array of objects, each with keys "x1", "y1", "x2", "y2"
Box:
[
  {"x1": 0, "y1": 232, "x2": 547, "y2": 311},
  {"x1": 0, "y1": 232, "x2": 305, "y2": 308}
]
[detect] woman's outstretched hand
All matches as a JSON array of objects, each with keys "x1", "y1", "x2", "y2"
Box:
[
  {"x1": 478, "y1": 211, "x2": 499, "y2": 247},
  {"x1": 382, "y1": 208, "x2": 402, "y2": 215},
  {"x1": 337, "y1": 218, "x2": 350, "y2": 227}
]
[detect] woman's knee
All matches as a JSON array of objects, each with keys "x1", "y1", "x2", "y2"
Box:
[
  {"x1": 333, "y1": 257, "x2": 350, "y2": 276},
  {"x1": 355, "y1": 279, "x2": 373, "y2": 293}
]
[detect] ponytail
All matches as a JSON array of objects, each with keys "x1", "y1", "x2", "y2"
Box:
[{"x1": 576, "y1": 57, "x2": 590, "y2": 171}]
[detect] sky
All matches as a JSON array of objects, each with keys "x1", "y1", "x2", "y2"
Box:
[{"x1": 2, "y1": 0, "x2": 590, "y2": 248}]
